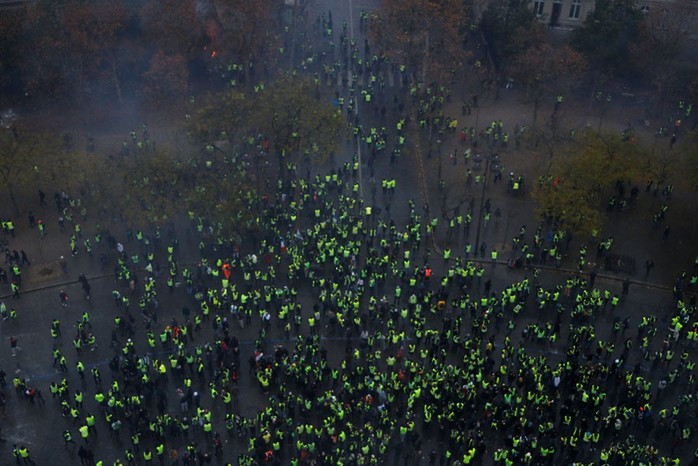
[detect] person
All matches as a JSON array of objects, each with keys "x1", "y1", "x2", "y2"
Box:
[
  {"x1": 17, "y1": 444, "x2": 35, "y2": 465},
  {"x1": 10, "y1": 336, "x2": 21, "y2": 356},
  {"x1": 1, "y1": 46, "x2": 697, "y2": 466},
  {"x1": 12, "y1": 444, "x2": 21, "y2": 464},
  {"x1": 645, "y1": 259, "x2": 654, "y2": 276},
  {"x1": 59, "y1": 290, "x2": 69, "y2": 306},
  {"x1": 64, "y1": 429, "x2": 74, "y2": 447}
]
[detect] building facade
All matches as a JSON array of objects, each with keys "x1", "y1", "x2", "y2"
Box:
[
  {"x1": 533, "y1": 0, "x2": 698, "y2": 37},
  {"x1": 532, "y1": 0, "x2": 594, "y2": 31}
]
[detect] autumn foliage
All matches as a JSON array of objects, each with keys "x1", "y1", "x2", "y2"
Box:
[
  {"x1": 144, "y1": 50, "x2": 189, "y2": 102},
  {"x1": 370, "y1": 0, "x2": 470, "y2": 85},
  {"x1": 508, "y1": 34, "x2": 588, "y2": 125},
  {"x1": 532, "y1": 131, "x2": 645, "y2": 235},
  {"x1": 0, "y1": 0, "x2": 284, "y2": 105}
]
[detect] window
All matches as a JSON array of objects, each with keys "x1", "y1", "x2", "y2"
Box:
[
  {"x1": 550, "y1": 0, "x2": 563, "y2": 26},
  {"x1": 569, "y1": 0, "x2": 581, "y2": 19},
  {"x1": 533, "y1": 0, "x2": 545, "y2": 17}
]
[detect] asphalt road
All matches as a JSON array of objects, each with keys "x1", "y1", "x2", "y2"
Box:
[{"x1": 1, "y1": 0, "x2": 697, "y2": 465}]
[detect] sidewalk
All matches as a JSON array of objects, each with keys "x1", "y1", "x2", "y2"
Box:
[{"x1": 411, "y1": 86, "x2": 697, "y2": 291}]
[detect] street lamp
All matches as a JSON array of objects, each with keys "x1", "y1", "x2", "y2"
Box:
[{"x1": 473, "y1": 153, "x2": 493, "y2": 256}]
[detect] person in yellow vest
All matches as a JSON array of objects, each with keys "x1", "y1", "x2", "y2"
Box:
[{"x1": 79, "y1": 424, "x2": 89, "y2": 442}]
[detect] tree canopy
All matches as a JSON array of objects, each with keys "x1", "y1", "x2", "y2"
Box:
[
  {"x1": 188, "y1": 75, "x2": 345, "y2": 174},
  {"x1": 508, "y1": 31, "x2": 588, "y2": 125},
  {"x1": 533, "y1": 130, "x2": 646, "y2": 235},
  {"x1": 72, "y1": 141, "x2": 254, "y2": 235},
  {"x1": 481, "y1": 0, "x2": 536, "y2": 64},
  {"x1": 0, "y1": 0, "x2": 287, "y2": 105},
  {"x1": 370, "y1": 0, "x2": 470, "y2": 85},
  {"x1": 139, "y1": 0, "x2": 204, "y2": 60},
  {"x1": 143, "y1": 50, "x2": 190, "y2": 103},
  {"x1": 628, "y1": 0, "x2": 692, "y2": 113},
  {"x1": 183, "y1": 149, "x2": 256, "y2": 240},
  {"x1": 676, "y1": 131, "x2": 698, "y2": 191},
  {"x1": 0, "y1": 126, "x2": 105, "y2": 216},
  {"x1": 248, "y1": 76, "x2": 345, "y2": 171},
  {"x1": 19, "y1": 0, "x2": 135, "y2": 102},
  {"x1": 207, "y1": 0, "x2": 284, "y2": 64},
  {"x1": 187, "y1": 90, "x2": 250, "y2": 145},
  {"x1": 571, "y1": 0, "x2": 642, "y2": 78}
]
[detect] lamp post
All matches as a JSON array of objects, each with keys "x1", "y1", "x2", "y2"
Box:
[
  {"x1": 348, "y1": 0, "x2": 363, "y2": 201},
  {"x1": 473, "y1": 154, "x2": 492, "y2": 256}
]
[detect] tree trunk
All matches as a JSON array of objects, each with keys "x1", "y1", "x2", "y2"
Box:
[
  {"x1": 111, "y1": 61, "x2": 123, "y2": 105},
  {"x1": 532, "y1": 96, "x2": 540, "y2": 127},
  {"x1": 276, "y1": 144, "x2": 286, "y2": 183},
  {"x1": 7, "y1": 183, "x2": 20, "y2": 216},
  {"x1": 422, "y1": 30, "x2": 429, "y2": 85}
]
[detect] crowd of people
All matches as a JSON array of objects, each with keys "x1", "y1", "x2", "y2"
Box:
[
  {"x1": 2, "y1": 6, "x2": 698, "y2": 466},
  {"x1": 2, "y1": 147, "x2": 698, "y2": 466}
]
